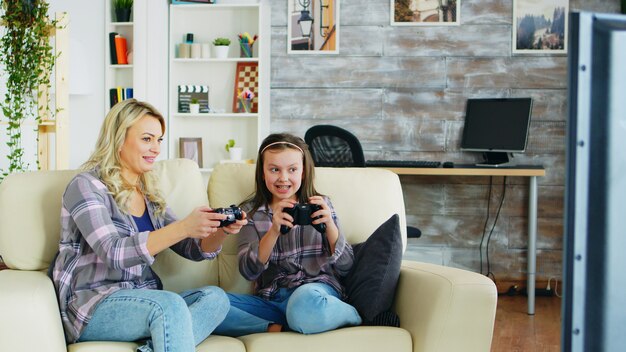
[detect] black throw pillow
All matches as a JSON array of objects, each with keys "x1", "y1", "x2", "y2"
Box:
[{"x1": 343, "y1": 214, "x2": 403, "y2": 325}]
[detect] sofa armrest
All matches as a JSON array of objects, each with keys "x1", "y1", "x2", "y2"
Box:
[
  {"x1": 395, "y1": 261, "x2": 497, "y2": 352},
  {"x1": 0, "y1": 270, "x2": 67, "y2": 352}
]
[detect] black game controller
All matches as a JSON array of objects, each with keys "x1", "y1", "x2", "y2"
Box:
[
  {"x1": 213, "y1": 205, "x2": 244, "y2": 228},
  {"x1": 280, "y1": 203, "x2": 327, "y2": 234}
]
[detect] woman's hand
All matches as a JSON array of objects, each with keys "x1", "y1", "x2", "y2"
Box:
[
  {"x1": 181, "y1": 206, "x2": 227, "y2": 239},
  {"x1": 220, "y1": 210, "x2": 248, "y2": 236}
]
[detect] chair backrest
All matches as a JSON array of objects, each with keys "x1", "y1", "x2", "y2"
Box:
[{"x1": 304, "y1": 125, "x2": 366, "y2": 167}]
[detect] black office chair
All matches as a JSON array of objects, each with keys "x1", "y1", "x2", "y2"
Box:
[
  {"x1": 304, "y1": 125, "x2": 421, "y2": 238},
  {"x1": 304, "y1": 125, "x2": 366, "y2": 167}
]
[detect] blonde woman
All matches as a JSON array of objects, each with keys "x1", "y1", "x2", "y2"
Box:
[{"x1": 51, "y1": 99, "x2": 246, "y2": 352}]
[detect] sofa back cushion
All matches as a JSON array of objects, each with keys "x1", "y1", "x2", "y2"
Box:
[
  {"x1": 208, "y1": 163, "x2": 407, "y2": 294},
  {"x1": 151, "y1": 158, "x2": 220, "y2": 292},
  {"x1": 0, "y1": 159, "x2": 217, "y2": 293},
  {"x1": 0, "y1": 169, "x2": 78, "y2": 270}
]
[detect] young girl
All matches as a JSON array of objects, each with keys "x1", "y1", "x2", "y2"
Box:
[{"x1": 214, "y1": 133, "x2": 361, "y2": 336}]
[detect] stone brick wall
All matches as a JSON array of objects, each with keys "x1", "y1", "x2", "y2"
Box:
[{"x1": 268, "y1": 0, "x2": 620, "y2": 282}]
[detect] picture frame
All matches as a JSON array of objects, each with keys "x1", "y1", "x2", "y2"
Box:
[
  {"x1": 391, "y1": 0, "x2": 460, "y2": 26},
  {"x1": 288, "y1": 0, "x2": 339, "y2": 54},
  {"x1": 512, "y1": 0, "x2": 568, "y2": 54},
  {"x1": 179, "y1": 137, "x2": 203, "y2": 167},
  {"x1": 232, "y1": 62, "x2": 259, "y2": 113}
]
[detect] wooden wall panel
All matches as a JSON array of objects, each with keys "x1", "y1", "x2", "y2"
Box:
[
  {"x1": 269, "y1": 0, "x2": 621, "y2": 282},
  {"x1": 447, "y1": 57, "x2": 568, "y2": 89},
  {"x1": 384, "y1": 25, "x2": 511, "y2": 57},
  {"x1": 272, "y1": 57, "x2": 446, "y2": 88}
]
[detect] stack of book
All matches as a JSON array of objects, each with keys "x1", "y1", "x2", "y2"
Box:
[
  {"x1": 109, "y1": 87, "x2": 134, "y2": 107},
  {"x1": 109, "y1": 32, "x2": 129, "y2": 65}
]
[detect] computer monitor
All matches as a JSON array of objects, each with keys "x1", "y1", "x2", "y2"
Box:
[{"x1": 460, "y1": 98, "x2": 533, "y2": 167}]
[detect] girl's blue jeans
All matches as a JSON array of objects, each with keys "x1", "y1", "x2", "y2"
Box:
[
  {"x1": 77, "y1": 286, "x2": 229, "y2": 352},
  {"x1": 214, "y1": 282, "x2": 361, "y2": 336}
]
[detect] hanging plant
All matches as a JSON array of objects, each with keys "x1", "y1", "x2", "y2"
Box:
[{"x1": 0, "y1": 0, "x2": 57, "y2": 182}]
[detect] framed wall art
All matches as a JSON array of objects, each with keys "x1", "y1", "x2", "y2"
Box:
[
  {"x1": 179, "y1": 137, "x2": 203, "y2": 167},
  {"x1": 391, "y1": 0, "x2": 460, "y2": 26},
  {"x1": 513, "y1": 0, "x2": 568, "y2": 54},
  {"x1": 288, "y1": 0, "x2": 339, "y2": 54}
]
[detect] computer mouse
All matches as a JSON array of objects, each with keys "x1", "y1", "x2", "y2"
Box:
[{"x1": 443, "y1": 161, "x2": 454, "y2": 168}]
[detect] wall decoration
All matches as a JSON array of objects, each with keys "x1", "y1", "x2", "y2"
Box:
[
  {"x1": 179, "y1": 137, "x2": 203, "y2": 167},
  {"x1": 391, "y1": 0, "x2": 460, "y2": 26},
  {"x1": 178, "y1": 85, "x2": 209, "y2": 113},
  {"x1": 232, "y1": 62, "x2": 259, "y2": 113},
  {"x1": 288, "y1": 0, "x2": 339, "y2": 54},
  {"x1": 513, "y1": 0, "x2": 568, "y2": 54}
]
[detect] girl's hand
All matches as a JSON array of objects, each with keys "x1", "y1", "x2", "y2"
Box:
[
  {"x1": 308, "y1": 196, "x2": 336, "y2": 230},
  {"x1": 271, "y1": 199, "x2": 297, "y2": 235},
  {"x1": 221, "y1": 211, "x2": 248, "y2": 235},
  {"x1": 181, "y1": 206, "x2": 226, "y2": 239}
]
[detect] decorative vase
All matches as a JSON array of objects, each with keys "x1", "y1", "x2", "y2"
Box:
[
  {"x1": 189, "y1": 103, "x2": 200, "y2": 114},
  {"x1": 115, "y1": 8, "x2": 131, "y2": 22},
  {"x1": 229, "y1": 147, "x2": 243, "y2": 161},
  {"x1": 214, "y1": 45, "x2": 229, "y2": 59}
]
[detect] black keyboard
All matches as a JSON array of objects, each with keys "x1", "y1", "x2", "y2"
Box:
[{"x1": 365, "y1": 160, "x2": 442, "y2": 168}]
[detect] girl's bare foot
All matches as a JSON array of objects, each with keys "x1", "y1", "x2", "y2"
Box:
[{"x1": 268, "y1": 323, "x2": 282, "y2": 332}]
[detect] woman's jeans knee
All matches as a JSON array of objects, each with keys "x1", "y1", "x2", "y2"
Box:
[{"x1": 78, "y1": 286, "x2": 229, "y2": 352}]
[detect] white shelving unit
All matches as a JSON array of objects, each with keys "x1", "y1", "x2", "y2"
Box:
[
  {"x1": 104, "y1": 0, "x2": 150, "y2": 114},
  {"x1": 168, "y1": 1, "x2": 270, "y2": 172}
]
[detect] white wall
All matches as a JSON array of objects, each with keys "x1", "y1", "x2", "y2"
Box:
[{"x1": 48, "y1": 0, "x2": 105, "y2": 168}]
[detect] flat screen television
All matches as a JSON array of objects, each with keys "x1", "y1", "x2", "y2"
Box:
[
  {"x1": 562, "y1": 11, "x2": 626, "y2": 352},
  {"x1": 460, "y1": 97, "x2": 533, "y2": 167}
]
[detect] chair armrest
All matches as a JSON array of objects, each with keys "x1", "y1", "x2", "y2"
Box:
[
  {"x1": 395, "y1": 261, "x2": 497, "y2": 352},
  {"x1": 0, "y1": 270, "x2": 67, "y2": 352}
]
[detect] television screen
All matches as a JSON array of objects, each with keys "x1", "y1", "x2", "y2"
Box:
[
  {"x1": 563, "y1": 11, "x2": 626, "y2": 352},
  {"x1": 460, "y1": 98, "x2": 533, "y2": 153}
]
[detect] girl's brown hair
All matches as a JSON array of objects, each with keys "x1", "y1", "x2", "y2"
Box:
[{"x1": 247, "y1": 133, "x2": 321, "y2": 216}]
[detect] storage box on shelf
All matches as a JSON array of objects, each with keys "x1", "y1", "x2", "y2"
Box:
[{"x1": 168, "y1": 1, "x2": 270, "y2": 172}]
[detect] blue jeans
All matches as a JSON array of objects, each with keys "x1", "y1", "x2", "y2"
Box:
[
  {"x1": 214, "y1": 282, "x2": 361, "y2": 336},
  {"x1": 78, "y1": 286, "x2": 229, "y2": 352}
]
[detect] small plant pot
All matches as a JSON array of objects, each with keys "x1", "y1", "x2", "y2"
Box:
[
  {"x1": 228, "y1": 147, "x2": 243, "y2": 161},
  {"x1": 189, "y1": 103, "x2": 200, "y2": 114},
  {"x1": 115, "y1": 8, "x2": 131, "y2": 22},
  {"x1": 214, "y1": 45, "x2": 229, "y2": 59}
]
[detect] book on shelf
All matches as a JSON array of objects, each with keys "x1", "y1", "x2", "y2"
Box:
[
  {"x1": 109, "y1": 87, "x2": 133, "y2": 108},
  {"x1": 109, "y1": 32, "x2": 118, "y2": 65},
  {"x1": 178, "y1": 85, "x2": 210, "y2": 113},
  {"x1": 114, "y1": 34, "x2": 128, "y2": 65}
]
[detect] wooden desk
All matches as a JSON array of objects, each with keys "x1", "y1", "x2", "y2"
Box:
[{"x1": 376, "y1": 165, "x2": 546, "y2": 315}]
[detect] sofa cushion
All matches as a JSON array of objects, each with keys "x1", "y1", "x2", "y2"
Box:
[
  {"x1": 0, "y1": 169, "x2": 78, "y2": 270},
  {"x1": 151, "y1": 158, "x2": 220, "y2": 293},
  {"x1": 344, "y1": 214, "x2": 402, "y2": 323}
]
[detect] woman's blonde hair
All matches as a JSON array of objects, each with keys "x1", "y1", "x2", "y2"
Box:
[{"x1": 82, "y1": 99, "x2": 167, "y2": 217}]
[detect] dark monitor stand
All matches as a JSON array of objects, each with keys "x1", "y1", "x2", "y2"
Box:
[{"x1": 475, "y1": 152, "x2": 517, "y2": 167}]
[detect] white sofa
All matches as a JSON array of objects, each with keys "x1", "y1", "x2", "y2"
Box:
[{"x1": 0, "y1": 159, "x2": 497, "y2": 352}]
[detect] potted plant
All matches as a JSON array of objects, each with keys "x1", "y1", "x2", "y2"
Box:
[
  {"x1": 114, "y1": 0, "x2": 133, "y2": 22},
  {"x1": 213, "y1": 37, "x2": 231, "y2": 59},
  {"x1": 189, "y1": 98, "x2": 200, "y2": 114},
  {"x1": 0, "y1": 0, "x2": 57, "y2": 182},
  {"x1": 225, "y1": 139, "x2": 242, "y2": 161}
]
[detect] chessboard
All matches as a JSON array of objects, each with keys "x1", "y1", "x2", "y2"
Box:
[{"x1": 232, "y1": 62, "x2": 259, "y2": 113}]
